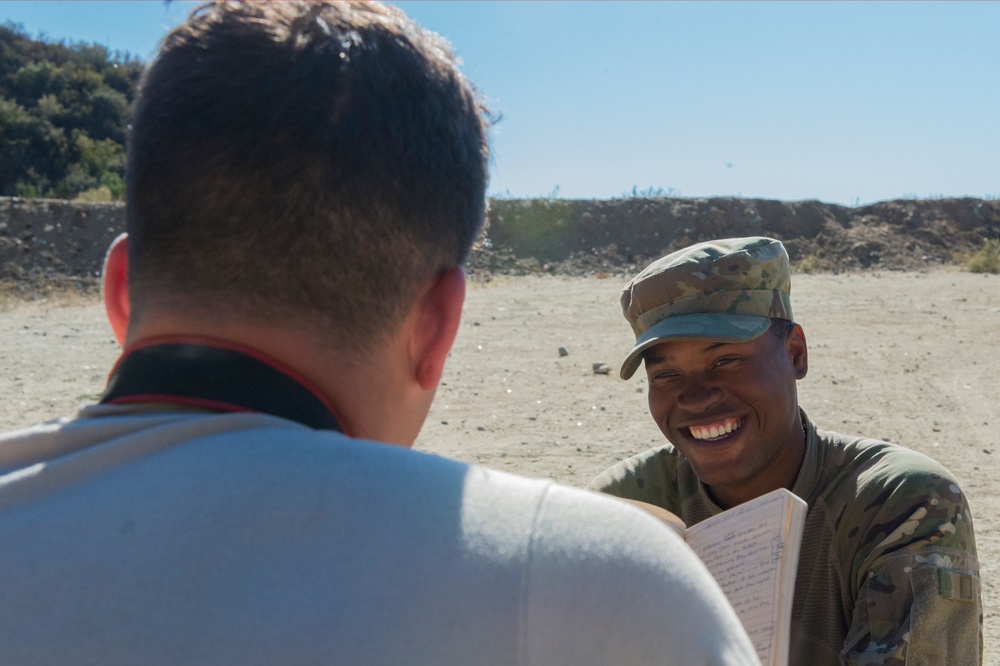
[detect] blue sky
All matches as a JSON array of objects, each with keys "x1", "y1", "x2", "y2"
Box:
[{"x1": 4, "y1": 1, "x2": 999, "y2": 205}]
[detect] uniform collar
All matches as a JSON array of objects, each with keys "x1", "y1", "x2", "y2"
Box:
[{"x1": 789, "y1": 408, "x2": 821, "y2": 504}]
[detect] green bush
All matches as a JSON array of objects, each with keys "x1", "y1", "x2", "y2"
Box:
[
  {"x1": 793, "y1": 255, "x2": 820, "y2": 274},
  {"x1": 75, "y1": 185, "x2": 113, "y2": 202},
  {"x1": 0, "y1": 22, "x2": 142, "y2": 200},
  {"x1": 965, "y1": 239, "x2": 1000, "y2": 274}
]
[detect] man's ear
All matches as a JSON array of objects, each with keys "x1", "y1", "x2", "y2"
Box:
[
  {"x1": 102, "y1": 233, "x2": 130, "y2": 347},
  {"x1": 409, "y1": 266, "x2": 466, "y2": 391},
  {"x1": 787, "y1": 323, "x2": 808, "y2": 380}
]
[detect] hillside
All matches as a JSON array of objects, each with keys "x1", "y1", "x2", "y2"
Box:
[
  {"x1": 471, "y1": 196, "x2": 1000, "y2": 277},
  {"x1": 0, "y1": 22, "x2": 141, "y2": 201},
  {"x1": 2, "y1": 195, "x2": 998, "y2": 292}
]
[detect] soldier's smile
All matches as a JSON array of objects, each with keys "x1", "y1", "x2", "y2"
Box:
[
  {"x1": 688, "y1": 416, "x2": 745, "y2": 441},
  {"x1": 643, "y1": 327, "x2": 808, "y2": 508}
]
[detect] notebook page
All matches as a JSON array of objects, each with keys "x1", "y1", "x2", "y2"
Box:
[{"x1": 685, "y1": 491, "x2": 788, "y2": 666}]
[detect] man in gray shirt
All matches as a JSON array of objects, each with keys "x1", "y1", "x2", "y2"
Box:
[{"x1": 0, "y1": 3, "x2": 757, "y2": 664}]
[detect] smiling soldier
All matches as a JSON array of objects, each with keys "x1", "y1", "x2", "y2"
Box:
[{"x1": 590, "y1": 236, "x2": 983, "y2": 665}]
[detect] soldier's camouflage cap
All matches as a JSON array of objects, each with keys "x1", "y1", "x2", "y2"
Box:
[{"x1": 620, "y1": 236, "x2": 793, "y2": 380}]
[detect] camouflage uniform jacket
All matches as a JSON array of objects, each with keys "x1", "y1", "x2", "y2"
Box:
[{"x1": 589, "y1": 410, "x2": 983, "y2": 665}]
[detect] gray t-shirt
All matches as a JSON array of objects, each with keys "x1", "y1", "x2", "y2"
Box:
[{"x1": 1, "y1": 404, "x2": 758, "y2": 665}]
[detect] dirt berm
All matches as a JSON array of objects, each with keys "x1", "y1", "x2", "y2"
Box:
[
  {"x1": 472, "y1": 197, "x2": 1000, "y2": 277},
  {"x1": 2, "y1": 196, "x2": 998, "y2": 285}
]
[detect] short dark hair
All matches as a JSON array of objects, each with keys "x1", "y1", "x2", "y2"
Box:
[{"x1": 126, "y1": 1, "x2": 490, "y2": 352}]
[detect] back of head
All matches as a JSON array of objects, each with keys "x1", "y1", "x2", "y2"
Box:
[{"x1": 126, "y1": 1, "x2": 490, "y2": 352}]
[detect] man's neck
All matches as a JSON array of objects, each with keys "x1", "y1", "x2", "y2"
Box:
[
  {"x1": 122, "y1": 314, "x2": 422, "y2": 447},
  {"x1": 104, "y1": 337, "x2": 347, "y2": 432}
]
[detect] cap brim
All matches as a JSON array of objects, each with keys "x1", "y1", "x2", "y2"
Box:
[{"x1": 620, "y1": 313, "x2": 773, "y2": 380}]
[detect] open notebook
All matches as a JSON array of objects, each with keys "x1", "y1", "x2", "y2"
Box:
[{"x1": 626, "y1": 487, "x2": 807, "y2": 666}]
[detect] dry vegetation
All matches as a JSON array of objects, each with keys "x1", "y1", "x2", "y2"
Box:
[{"x1": 966, "y1": 238, "x2": 1000, "y2": 274}]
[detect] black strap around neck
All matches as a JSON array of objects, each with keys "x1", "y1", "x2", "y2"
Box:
[{"x1": 100, "y1": 342, "x2": 343, "y2": 432}]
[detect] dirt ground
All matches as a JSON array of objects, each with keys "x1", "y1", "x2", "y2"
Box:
[{"x1": 2, "y1": 269, "x2": 998, "y2": 661}]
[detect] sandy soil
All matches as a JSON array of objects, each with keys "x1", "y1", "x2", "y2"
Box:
[{"x1": 2, "y1": 270, "x2": 998, "y2": 661}]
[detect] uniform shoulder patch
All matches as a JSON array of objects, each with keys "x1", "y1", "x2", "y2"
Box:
[{"x1": 937, "y1": 568, "x2": 977, "y2": 602}]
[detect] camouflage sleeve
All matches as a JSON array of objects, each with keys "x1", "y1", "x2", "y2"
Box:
[
  {"x1": 840, "y1": 469, "x2": 983, "y2": 665},
  {"x1": 587, "y1": 448, "x2": 677, "y2": 507}
]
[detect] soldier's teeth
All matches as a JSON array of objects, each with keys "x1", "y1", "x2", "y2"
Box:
[{"x1": 690, "y1": 418, "x2": 742, "y2": 441}]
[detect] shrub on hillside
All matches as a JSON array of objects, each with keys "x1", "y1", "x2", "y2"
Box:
[
  {"x1": 0, "y1": 22, "x2": 142, "y2": 200},
  {"x1": 965, "y1": 239, "x2": 1000, "y2": 274}
]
